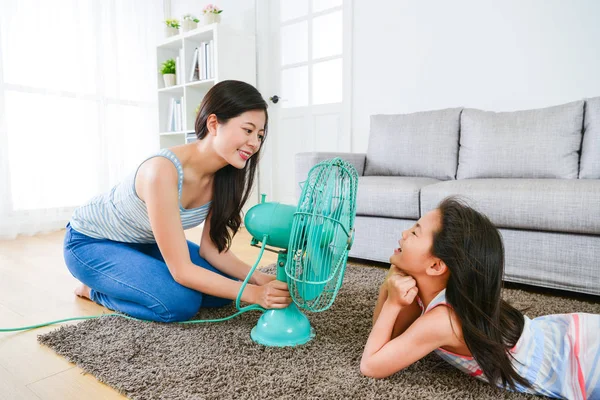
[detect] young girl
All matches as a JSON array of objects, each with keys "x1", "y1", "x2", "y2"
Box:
[
  {"x1": 361, "y1": 197, "x2": 600, "y2": 399},
  {"x1": 64, "y1": 80, "x2": 291, "y2": 323}
]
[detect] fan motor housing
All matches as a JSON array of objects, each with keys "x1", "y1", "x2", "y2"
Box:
[{"x1": 244, "y1": 202, "x2": 296, "y2": 249}]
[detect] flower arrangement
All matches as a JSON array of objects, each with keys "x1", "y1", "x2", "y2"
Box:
[
  {"x1": 164, "y1": 19, "x2": 180, "y2": 29},
  {"x1": 202, "y1": 4, "x2": 223, "y2": 14},
  {"x1": 203, "y1": 4, "x2": 223, "y2": 24},
  {"x1": 182, "y1": 14, "x2": 199, "y2": 31},
  {"x1": 164, "y1": 18, "x2": 180, "y2": 37},
  {"x1": 183, "y1": 14, "x2": 200, "y2": 23}
]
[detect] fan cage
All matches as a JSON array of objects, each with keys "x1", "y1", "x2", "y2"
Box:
[{"x1": 285, "y1": 158, "x2": 358, "y2": 312}]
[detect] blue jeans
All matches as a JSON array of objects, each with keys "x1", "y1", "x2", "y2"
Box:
[{"x1": 63, "y1": 224, "x2": 232, "y2": 322}]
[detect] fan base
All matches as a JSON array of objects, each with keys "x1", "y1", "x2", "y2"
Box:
[{"x1": 251, "y1": 303, "x2": 315, "y2": 347}]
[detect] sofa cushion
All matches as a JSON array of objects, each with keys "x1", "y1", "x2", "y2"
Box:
[
  {"x1": 500, "y1": 229, "x2": 600, "y2": 296},
  {"x1": 457, "y1": 101, "x2": 584, "y2": 179},
  {"x1": 350, "y1": 216, "x2": 416, "y2": 263},
  {"x1": 295, "y1": 152, "x2": 366, "y2": 198},
  {"x1": 364, "y1": 108, "x2": 462, "y2": 180},
  {"x1": 357, "y1": 176, "x2": 440, "y2": 219},
  {"x1": 420, "y1": 179, "x2": 600, "y2": 235},
  {"x1": 581, "y1": 97, "x2": 600, "y2": 179}
]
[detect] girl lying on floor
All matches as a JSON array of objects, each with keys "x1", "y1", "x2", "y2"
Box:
[{"x1": 360, "y1": 196, "x2": 600, "y2": 399}]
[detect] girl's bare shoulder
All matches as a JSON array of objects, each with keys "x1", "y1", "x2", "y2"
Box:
[{"x1": 424, "y1": 304, "x2": 470, "y2": 355}]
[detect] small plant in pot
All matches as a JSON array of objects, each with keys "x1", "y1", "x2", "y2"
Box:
[
  {"x1": 182, "y1": 14, "x2": 200, "y2": 32},
  {"x1": 202, "y1": 4, "x2": 223, "y2": 24},
  {"x1": 164, "y1": 19, "x2": 180, "y2": 37},
  {"x1": 160, "y1": 59, "x2": 176, "y2": 87}
]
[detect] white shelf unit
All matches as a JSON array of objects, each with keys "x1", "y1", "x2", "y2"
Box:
[{"x1": 156, "y1": 24, "x2": 256, "y2": 149}]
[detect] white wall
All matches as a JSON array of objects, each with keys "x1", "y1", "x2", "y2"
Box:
[
  {"x1": 169, "y1": 0, "x2": 255, "y2": 34},
  {"x1": 352, "y1": 0, "x2": 600, "y2": 152},
  {"x1": 167, "y1": 1, "x2": 600, "y2": 154}
]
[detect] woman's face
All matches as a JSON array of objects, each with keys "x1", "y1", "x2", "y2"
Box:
[
  {"x1": 389, "y1": 208, "x2": 441, "y2": 275},
  {"x1": 213, "y1": 110, "x2": 266, "y2": 169}
]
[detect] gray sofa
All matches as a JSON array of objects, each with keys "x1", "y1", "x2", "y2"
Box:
[{"x1": 295, "y1": 98, "x2": 600, "y2": 296}]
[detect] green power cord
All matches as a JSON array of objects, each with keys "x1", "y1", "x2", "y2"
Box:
[{"x1": 0, "y1": 235, "x2": 270, "y2": 333}]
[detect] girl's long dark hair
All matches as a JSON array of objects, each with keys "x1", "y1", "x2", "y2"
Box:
[
  {"x1": 194, "y1": 80, "x2": 268, "y2": 252},
  {"x1": 432, "y1": 197, "x2": 530, "y2": 390}
]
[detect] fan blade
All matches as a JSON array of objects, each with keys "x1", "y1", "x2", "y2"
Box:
[{"x1": 299, "y1": 242, "x2": 332, "y2": 302}]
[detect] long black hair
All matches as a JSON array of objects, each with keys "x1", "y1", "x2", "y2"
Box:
[
  {"x1": 432, "y1": 197, "x2": 530, "y2": 390},
  {"x1": 194, "y1": 80, "x2": 268, "y2": 252}
]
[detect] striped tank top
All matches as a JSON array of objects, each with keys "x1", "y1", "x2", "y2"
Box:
[
  {"x1": 70, "y1": 149, "x2": 211, "y2": 243},
  {"x1": 419, "y1": 289, "x2": 600, "y2": 399}
]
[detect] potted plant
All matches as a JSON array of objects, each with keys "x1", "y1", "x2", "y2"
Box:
[
  {"x1": 182, "y1": 14, "x2": 200, "y2": 32},
  {"x1": 160, "y1": 59, "x2": 176, "y2": 87},
  {"x1": 164, "y1": 19, "x2": 180, "y2": 37},
  {"x1": 202, "y1": 4, "x2": 223, "y2": 25}
]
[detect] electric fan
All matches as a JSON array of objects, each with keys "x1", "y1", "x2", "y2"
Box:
[{"x1": 241, "y1": 157, "x2": 358, "y2": 347}]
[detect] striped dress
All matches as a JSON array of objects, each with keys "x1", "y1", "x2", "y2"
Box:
[
  {"x1": 419, "y1": 289, "x2": 600, "y2": 399},
  {"x1": 70, "y1": 148, "x2": 210, "y2": 243}
]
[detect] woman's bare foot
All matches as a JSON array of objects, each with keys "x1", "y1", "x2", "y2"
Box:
[{"x1": 74, "y1": 284, "x2": 92, "y2": 300}]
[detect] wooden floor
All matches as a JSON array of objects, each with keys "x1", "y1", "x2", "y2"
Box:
[{"x1": 0, "y1": 226, "x2": 279, "y2": 400}]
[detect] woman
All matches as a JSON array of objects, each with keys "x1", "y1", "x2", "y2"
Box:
[{"x1": 64, "y1": 80, "x2": 291, "y2": 322}]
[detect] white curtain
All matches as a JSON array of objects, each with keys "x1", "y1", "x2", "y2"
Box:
[{"x1": 0, "y1": 0, "x2": 162, "y2": 238}]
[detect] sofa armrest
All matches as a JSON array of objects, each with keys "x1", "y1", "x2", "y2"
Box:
[{"x1": 295, "y1": 152, "x2": 366, "y2": 197}]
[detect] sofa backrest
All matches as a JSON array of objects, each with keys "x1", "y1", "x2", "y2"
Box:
[
  {"x1": 364, "y1": 108, "x2": 462, "y2": 180},
  {"x1": 581, "y1": 97, "x2": 600, "y2": 179},
  {"x1": 457, "y1": 101, "x2": 584, "y2": 179}
]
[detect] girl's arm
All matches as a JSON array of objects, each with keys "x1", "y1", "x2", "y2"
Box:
[
  {"x1": 361, "y1": 303, "x2": 452, "y2": 378},
  {"x1": 372, "y1": 283, "x2": 388, "y2": 324},
  {"x1": 198, "y1": 214, "x2": 275, "y2": 286},
  {"x1": 137, "y1": 158, "x2": 288, "y2": 309},
  {"x1": 373, "y1": 266, "x2": 423, "y2": 338},
  {"x1": 361, "y1": 272, "x2": 453, "y2": 378}
]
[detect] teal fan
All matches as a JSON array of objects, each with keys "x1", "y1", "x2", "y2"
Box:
[{"x1": 242, "y1": 158, "x2": 358, "y2": 347}]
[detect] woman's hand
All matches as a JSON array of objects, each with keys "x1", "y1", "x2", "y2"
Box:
[
  {"x1": 251, "y1": 270, "x2": 277, "y2": 286},
  {"x1": 251, "y1": 280, "x2": 292, "y2": 309},
  {"x1": 386, "y1": 271, "x2": 418, "y2": 307}
]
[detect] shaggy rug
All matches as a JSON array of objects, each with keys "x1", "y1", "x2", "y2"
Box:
[{"x1": 38, "y1": 264, "x2": 600, "y2": 400}]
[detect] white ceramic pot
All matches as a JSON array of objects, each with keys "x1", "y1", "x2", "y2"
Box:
[
  {"x1": 163, "y1": 74, "x2": 176, "y2": 87},
  {"x1": 164, "y1": 26, "x2": 179, "y2": 37},
  {"x1": 182, "y1": 20, "x2": 198, "y2": 32},
  {"x1": 204, "y1": 13, "x2": 221, "y2": 25}
]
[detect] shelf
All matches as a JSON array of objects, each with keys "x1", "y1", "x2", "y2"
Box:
[
  {"x1": 157, "y1": 34, "x2": 183, "y2": 50},
  {"x1": 158, "y1": 84, "x2": 185, "y2": 93},
  {"x1": 156, "y1": 80, "x2": 215, "y2": 93},
  {"x1": 157, "y1": 24, "x2": 218, "y2": 49},
  {"x1": 159, "y1": 130, "x2": 194, "y2": 136},
  {"x1": 157, "y1": 23, "x2": 256, "y2": 148},
  {"x1": 186, "y1": 79, "x2": 215, "y2": 89}
]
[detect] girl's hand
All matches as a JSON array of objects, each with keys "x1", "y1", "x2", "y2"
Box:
[
  {"x1": 385, "y1": 264, "x2": 406, "y2": 280},
  {"x1": 386, "y1": 273, "x2": 418, "y2": 306},
  {"x1": 253, "y1": 280, "x2": 292, "y2": 309},
  {"x1": 381, "y1": 264, "x2": 407, "y2": 291},
  {"x1": 251, "y1": 270, "x2": 276, "y2": 286}
]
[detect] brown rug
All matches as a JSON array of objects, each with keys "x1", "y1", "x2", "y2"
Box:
[{"x1": 38, "y1": 264, "x2": 600, "y2": 400}]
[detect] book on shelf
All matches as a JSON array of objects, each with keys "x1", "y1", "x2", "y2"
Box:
[
  {"x1": 188, "y1": 40, "x2": 215, "y2": 83},
  {"x1": 167, "y1": 96, "x2": 184, "y2": 132},
  {"x1": 167, "y1": 98, "x2": 174, "y2": 131},
  {"x1": 175, "y1": 48, "x2": 183, "y2": 85},
  {"x1": 189, "y1": 47, "x2": 200, "y2": 82},
  {"x1": 208, "y1": 41, "x2": 214, "y2": 78},
  {"x1": 186, "y1": 132, "x2": 197, "y2": 144}
]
